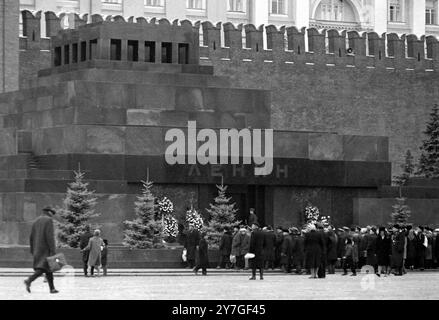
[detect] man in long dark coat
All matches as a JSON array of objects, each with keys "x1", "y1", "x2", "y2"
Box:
[
  {"x1": 194, "y1": 232, "x2": 209, "y2": 275},
  {"x1": 415, "y1": 227, "x2": 426, "y2": 270},
  {"x1": 317, "y1": 223, "x2": 328, "y2": 278},
  {"x1": 217, "y1": 227, "x2": 233, "y2": 269},
  {"x1": 263, "y1": 226, "x2": 276, "y2": 270},
  {"x1": 391, "y1": 225, "x2": 405, "y2": 276},
  {"x1": 24, "y1": 207, "x2": 58, "y2": 294},
  {"x1": 326, "y1": 226, "x2": 338, "y2": 274},
  {"x1": 248, "y1": 223, "x2": 266, "y2": 280},
  {"x1": 291, "y1": 228, "x2": 305, "y2": 274},
  {"x1": 274, "y1": 226, "x2": 284, "y2": 269},
  {"x1": 365, "y1": 227, "x2": 378, "y2": 272},
  {"x1": 79, "y1": 225, "x2": 93, "y2": 276},
  {"x1": 280, "y1": 228, "x2": 293, "y2": 273},
  {"x1": 184, "y1": 225, "x2": 200, "y2": 269}
]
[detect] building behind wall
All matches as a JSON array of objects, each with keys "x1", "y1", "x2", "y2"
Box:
[{"x1": 18, "y1": 0, "x2": 439, "y2": 37}]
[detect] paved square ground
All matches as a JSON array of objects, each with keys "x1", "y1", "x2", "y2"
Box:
[{"x1": 1, "y1": 272, "x2": 438, "y2": 300}]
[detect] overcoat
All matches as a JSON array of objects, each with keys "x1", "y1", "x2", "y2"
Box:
[
  {"x1": 304, "y1": 230, "x2": 325, "y2": 269},
  {"x1": 291, "y1": 234, "x2": 305, "y2": 265},
  {"x1": 391, "y1": 231, "x2": 405, "y2": 268},
  {"x1": 337, "y1": 233, "x2": 347, "y2": 258},
  {"x1": 29, "y1": 214, "x2": 56, "y2": 272},
  {"x1": 185, "y1": 229, "x2": 201, "y2": 261},
  {"x1": 231, "y1": 232, "x2": 250, "y2": 256},
  {"x1": 263, "y1": 231, "x2": 276, "y2": 261},
  {"x1": 280, "y1": 234, "x2": 293, "y2": 265},
  {"x1": 84, "y1": 236, "x2": 104, "y2": 267},
  {"x1": 365, "y1": 233, "x2": 378, "y2": 266},
  {"x1": 406, "y1": 235, "x2": 417, "y2": 261},
  {"x1": 376, "y1": 235, "x2": 391, "y2": 266},
  {"x1": 326, "y1": 231, "x2": 338, "y2": 262},
  {"x1": 219, "y1": 232, "x2": 233, "y2": 256},
  {"x1": 197, "y1": 238, "x2": 209, "y2": 268},
  {"x1": 79, "y1": 231, "x2": 93, "y2": 263},
  {"x1": 248, "y1": 213, "x2": 258, "y2": 226},
  {"x1": 249, "y1": 229, "x2": 266, "y2": 269}
]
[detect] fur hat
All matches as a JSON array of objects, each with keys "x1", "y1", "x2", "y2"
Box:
[{"x1": 42, "y1": 206, "x2": 56, "y2": 215}]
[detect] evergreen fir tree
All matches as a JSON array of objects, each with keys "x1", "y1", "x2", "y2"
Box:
[
  {"x1": 390, "y1": 197, "x2": 411, "y2": 227},
  {"x1": 417, "y1": 104, "x2": 439, "y2": 178},
  {"x1": 123, "y1": 179, "x2": 163, "y2": 249},
  {"x1": 393, "y1": 150, "x2": 415, "y2": 197},
  {"x1": 394, "y1": 150, "x2": 415, "y2": 186},
  {"x1": 205, "y1": 184, "x2": 240, "y2": 249},
  {"x1": 57, "y1": 168, "x2": 100, "y2": 248}
]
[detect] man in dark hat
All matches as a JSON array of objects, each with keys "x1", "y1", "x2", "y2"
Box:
[
  {"x1": 24, "y1": 207, "x2": 59, "y2": 294},
  {"x1": 248, "y1": 223, "x2": 266, "y2": 280}
]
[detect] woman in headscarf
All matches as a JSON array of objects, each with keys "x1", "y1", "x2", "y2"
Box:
[{"x1": 82, "y1": 229, "x2": 104, "y2": 277}]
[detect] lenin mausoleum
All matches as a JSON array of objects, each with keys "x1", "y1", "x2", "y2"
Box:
[{"x1": 1, "y1": 1, "x2": 439, "y2": 266}]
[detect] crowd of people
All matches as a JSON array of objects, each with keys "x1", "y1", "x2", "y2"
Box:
[
  {"x1": 184, "y1": 211, "x2": 439, "y2": 280},
  {"x1": 23, "y1": 205, "x2": 439, "y2": 293}
]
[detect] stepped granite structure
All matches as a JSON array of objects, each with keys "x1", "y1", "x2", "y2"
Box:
[
  {"x1": 0, "y1": 14, "x2": 395, "y2": 248},
  {"x1": 1, "y1": 7, "x2": 439, "y2": 256}
]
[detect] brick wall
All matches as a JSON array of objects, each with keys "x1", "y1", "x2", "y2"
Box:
[{"x1": 15, "y1": 13, "x2": 439, "y2": 176}]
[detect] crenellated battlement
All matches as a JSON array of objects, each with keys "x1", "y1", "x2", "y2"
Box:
[{"x1": 17, "y1": 10, "x2": 439, "y2": 75}]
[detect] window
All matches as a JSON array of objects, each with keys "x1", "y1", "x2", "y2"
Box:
[
  {"x1": 187, "y1": 0, "x2": 205, "y2": 10},
  {"x1": 102, "y1": 0, "x2": 122, "y2": 3},
  {"x1": 145, "y1": 0, "x2": 164, "y2": 6},
  {"x1": 178, "y1": 43, "x2": 189, "y2": 64},
  {"x1": 320, "y1": 0, "x2": 344, "y2": 21},
  {"x1": 128, "y1": 40, "x2": 139, "y2": 62},
  {"x1": 161, "y1": 43, "x2": 172, "y2": 63},
  {"x1": 145, "y1": 41, "x2": 156, "y2": 62},
  {"x1": 229, "y1": 0, "x2": 244, "y2": 12},
  {"x1": 426, "y1": 8, "x2": 436, "y2": 24},
  {"x1": 111, "y1": 39, "x2": 122, "y2": 61},
  {"x1": 271, "y1": 0, "x2": 286, "y2": 15},
  {"x1": 389, "y1": 0, "x2": 402, "y2": 22}
]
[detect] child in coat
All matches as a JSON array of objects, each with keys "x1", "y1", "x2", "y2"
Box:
[{"x1": 343, "y1": 238, "x2": 358, "y2": 276}]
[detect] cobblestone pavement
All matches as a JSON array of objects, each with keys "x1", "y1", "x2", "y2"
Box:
[{"x1": 1, "y1": 271, "x2": 438, "y2": 300}]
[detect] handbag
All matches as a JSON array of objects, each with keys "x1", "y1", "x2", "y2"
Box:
[{"x1": 46, "y1": 253, "x2": 67, "y2": 273}]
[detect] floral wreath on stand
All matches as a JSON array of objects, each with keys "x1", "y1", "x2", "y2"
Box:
[
  {"x1": 303, "y1": 205, "x2": 331, "y2": 231},
  {"x1": 186, "y1": 207, "x2": 204, "y2": 232},
  {"x1": 158, "y1": 197, "x2": 178, "y2": 242}
]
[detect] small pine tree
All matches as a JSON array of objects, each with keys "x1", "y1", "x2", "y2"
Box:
[
  {"x1": 57, "y1": 168, "x2": 100, "y2": 248},
  {"x1": 205, "y1": 184, "x2": 240, "y2": 249},
  {"x1": 123, "y1": 179, "x2": 163, "y2": 249},
  {"x1": 390, "y1": 197, "x2": 411, "y2": 227},
  {"x1": 417, "y1": 104, "x2": 439, "y2": 178}
]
